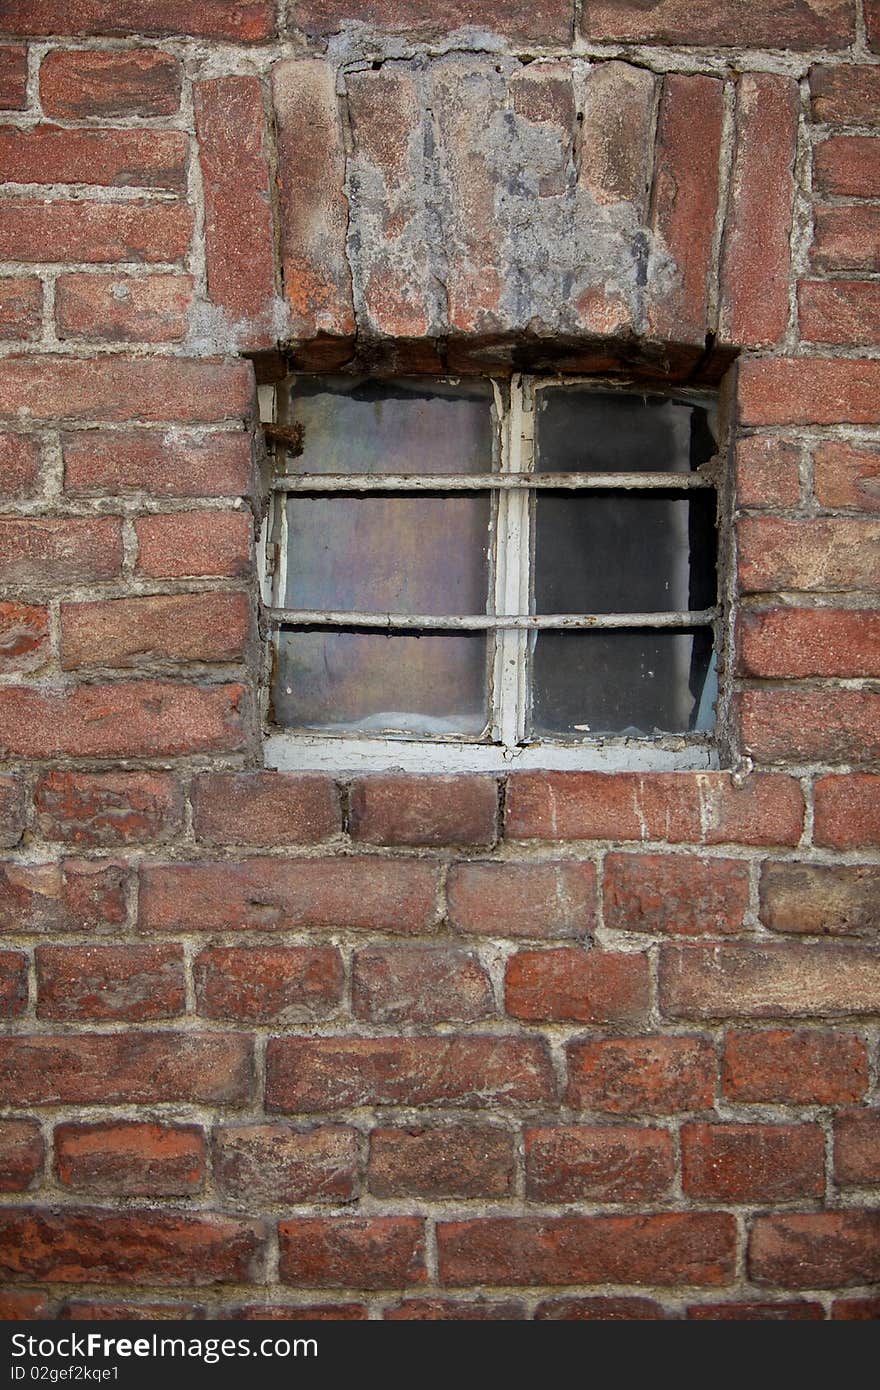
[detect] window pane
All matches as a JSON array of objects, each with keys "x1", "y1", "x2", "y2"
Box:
[
  {"x1": 535, "y1": 388, "x2": 717, "y2": 473},
  {"x1": 534, "y1": 490, "x2": 717, "y2": 615},
  {"x1": 530, "y1": 628, "x2": 716, "y2": 737},
  {"x1": 283, "y1": 495, "x2": 491, "y2": 616},
  {"x1": 273, "y1": 630, "x2": 488, "y2": 735},
  {"x1": 287, "y1": 377, "x2": 495, "y2": 474}
]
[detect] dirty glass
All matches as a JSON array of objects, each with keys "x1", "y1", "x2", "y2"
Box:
[{"x1": 535, "y1": 387, "x2": 717, "y2": 474}]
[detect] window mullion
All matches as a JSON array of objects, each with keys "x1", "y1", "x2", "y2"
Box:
[{"x1": 492, "y1": 376, "x2": 532, "y2": 752}]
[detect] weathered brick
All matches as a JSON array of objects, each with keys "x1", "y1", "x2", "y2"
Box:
[
  {"x1": 194, "y1": 77, "x2": 276, "y2": 348},
  {"x1": 0, "y1": 45, "x2": 27, "y2": 109},
  {"x1": 35, "y1": 944, "x2": 185, "y2": 1022},
  {"x1": 292, "y1": 0, "x2": 573, "y2": 42},
  {"x1": 580, "y1": 0, "x2": 854, "y2": 47},
  {"x1": 738, "y1": 516, "x2": 880, "y2": 592},
  {"x1": 579, "y1": 63, "x2": 654, "y2": 213},
  {"x1": 192, "y1": 772, "x2": 339, "y2": 846},
  {"x1": 831, "y1": 1296, "x2": 880, "y2": 1319},
  {"x1": 233, "y1": 1303, "x2": 367, "y2": 1320},
  {"x1": 0, "y1": 602, "x2": 48, "y2": 672},
  {"x1": 40, "y1": 48, "x2": 182, "y2": 118},
  {"x1": 811, "y1": 204, "x2": 880, "y2": 271},
  {"x1": 279, "y1": 1217, "x2": 426, "y2": 1289},
  {"x1": 813, "y1": 441, "x2": 880, "y2": 511},
  {"x1": 0, "y1": 682, "x2": 250, "y2": 758},
  {"x1": 535, "y1": 1297, "x2": 667, "y2": 1320},
  {"x1": 0, "y1": 1291, "x2": 50, "y2": 1319},
  {"x1": 749, "y1": 1212, "x2": 880, "y2": 1289},
  {"x1": 0, "y1": 950, "x2": 28, "y2": 1016},
  {"x1": 139, "y1": 858, "x2": 439, "y2": 935},
  {"x1": 719, "y1": 74, "x2": 799, "y2": 348},
  {"x1": 738, "y1": 357, "x2": 880, "y2": 426},
  {"x1": 735, "y1": 435, "x2": 801, "y2": 509},
  {"x1": 814, "y1": 774, "x2": 880, "y2": 848},
  {"x1": 194, "y1": 946, "x2": 343, "y2": 1023},
  {"x1": 799, "y1": 279, "x2": 880, "y2": 345},
  {"x1": 722, "y1": 1027, "x2": 868, "y2": 1105},
  {"x1": 0, "y1": 2, "x2": 274, "y2": 41},
  {"x1": 0, "y1": 1033, "x2": 254, "y2": 1105},
  {"x1": 687, "y1": 1301, "x2": 824, "y2": 1320},
  {"x1": 506, "y1": 771, "x2": 804, "y2": 846},
  {"x1": 447, "y1": 860, "x2": 595, "y2": 940},
  {"x1": 266, "y1": 1036, "x2": 555, "y2": 1113},
  {"x1": 834, "y1": 1109, "x2": 880, "y2": 1186},
  {"x1": 60, "y1": 1302, "x2": 202, "y2": 1320},
  {"x1": 352, "y1": 946, "x2": 494, "y2": 1025},
  {"x1": 0, "y1": 777, "x2": 24, "y2": 848},
  {"x1": 369, "y1": 1126, "x2": 514, "y2": 1199},
  {"x1": 810, "y1": 64, "x2": 880, "y2": 123},
  {"x1": 61, "y1": 593, "x2": 254, "y2": 669},
  {"x1": 0, "y1": 276, "x2": 42, "y2": 340},
  {"x1": 814, "y1": 136, "x2": 880, "y2": 197},
  {"x1": 660, "y1": 942, "x2": 880, "y2": 1019},
  {"x1": 54, "y1": 1121, "x2": 205, "y2": 1196},
  {"x1": 565, "y1": 1034, "x2": 715, "y2": 1116},
  {"x1": 213, "y1": 1124, "x2": 358, "y2": 1204},
  {"x1": 63, "y1": 429, "x2": 252, "y2": 499},
  {"x1": 739, "y1": 608, "x2": 880, "y2": 678},
  {"x1": 0, "y1": 860, "x2": 126, "y2": 935},
  {"x1": 0, "y1": 126, "x2": 187, "y2": 191},
  {"x1": 604, "y1": 853, "x2": 750, "y2": 937},
  {"x1": 0, "y1": 199, "x2": 193, "y2": 265},
  {"x1": 385, "y1": 1299, "x2": 526, "y2": 1320},
  {"x1": 0, "y1": 517, "x2": 122, "y2": 587},
  {"x1": 0, "y1": 1120, "x2": 44, "y2": 1192},
  {"x1": 135, "y1": 510, "x2": 252, "y2": 579},
  {"x1": 505, "y1": 948, "x2": 650, "y2": 1024},
  {"x1": 682, "y1": 1123, "x2": 825, "y2": 1201},
  {"x1": 438, "y1": 1213, "x2": 737, "y2": 1287},
  {"x1": 870, "y1": 0, "x2": 880, "y2": 52},
  {"x1": 349, "y1": 774, "x2": 497, "y2": 847},
  {"x1": 525, "y1": 1125, "x2": 674, "y2": 1202},
  {"x1": 738, "y1": 689, "x2": 880, "y2": 764},
  {"x1": 0, "y1": 1208, "x2": 265, "y2": 1286},
  {"x1": 760, "y1": 862, "x2": 880, "y2": 937},
  {"x1": 35, "y1": 771, "x2": 182, "y2": 848},
  {"x1": 56, "y1": 272, "x2": 192, "y2": 344},
  {"x1": 0, "y1": 356, "x2": 254, "y2": 424},
  {"x1": 0, "y1": 433, "x2": 40, "y2": 497}
]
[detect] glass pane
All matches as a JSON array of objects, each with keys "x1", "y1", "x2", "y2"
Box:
[
  {"x1": 534, "y1": 490, "x2": 717, "y2": 615},
  {"x1": 273, "y1": 630, "x2": 488, "y2": 735},
  {"x1": 535, "y1": 388, "x2": 717, "y2": 474},
  {"x1": 283, "y1": 495, "x2": 491, "y2": 616},
  {"x1": 530, "y1": 628, "x2": 716, "y2": 737},
  {"x1": 287, "y1": 377, "x2": 495, "y2": 474}
]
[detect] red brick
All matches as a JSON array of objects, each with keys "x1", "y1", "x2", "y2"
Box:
[
  {"x1": 0, "y1": 1033, "x2": 254, "y2": 1106},
  {"x1": 273, "y1": 59, "x2": 354, "y2": 338},
  {"x1": 832, "y1": 1296, "x2": 880, "y2": 1319},
  {"x1": 0, "y1": 45, "x2": 27, "y2": 109},
  {"x1": 194, "y1": 77, "x2": 276, "y2": 349},
  {"x1": 0, "y1": 950, "x2": 27, "y2": 1016},
  {"x1": 213, "y1": 1124, "x2": 358, "y2": 1204},
  {"x1": 566, "y1": 1035, "x2": 717, "y2": 1115},
  {"x1": 505, "y1": 948, "x2": 649, "y2": 1024},
  {"x1": 0, "y1": 126, "x2": 187, "y2": 191},
  {"x1": 536, "y1": 1297, "x2": 667, "y2": 1319},
  {"x1": 0, "y1": 681, "x2": 250, "y2": 758},
  {"x1": 194, "y1": 946, "x2": 343, "y2": 1023},
  {"x1": 0, "y1": 860, "x2": 126, "y2": 935},
  {"x1": 447, "y1": 860, "x2": 595, "y2": 941},
  {"x1": 811, "y1": 204, "x2": 880, "y2": 272},
  {"x1": 723, "y1": 1027, "x2": 868, "y2": 1104},
  {"x1": 54, "y1": 1121, "x2": 205, "y2": 1196},
  {"x1": 279, "y1": 1217, "x2": 425, "y2": 1290},
  {"x1": 0, "y1": 276, "x2": 41, "y2": 341},
  {"x1": 233, "y1": 1304, "x2": 367, "y2": 1320},
  {"x1": 0, "y1": 1208, "x2": 265, "y2": 1286},
  {"x1": 799, "y1": 279, "x2": 880, "y2": 345},
  {"x1": 0, "y1": 601, "x2": 48, "y2": 672},
  {"x1": 604, "y1": 853, "x2": 750, "y2": 937},
  {"x1": 682, "y1": 1122, "x2": 824, "y2": 1202},
  {"x1": 60, "y1": 1302, "x2": 202, "y2": 1320},
  {"x1": 506, "y1": 771, "x2": 804, "y2": 846},
  {"x1": 352, "y1": 946, "x2": 494, "y2": 1025},
  {"x1": 0, "y1": 1291, "x2": 50, "y2": 1319},
  {"x1": 813, "y1": 440, "x2": 880, "y2": 511},
  {"x1": 739, "y1": 608, "x2": 880, "y2": 678},
  {"x1": 56, "y1": 272, "x2": 192, "y2": 344},
  {"x1": 759, "y1": 862, "x2": 880, "y2": 937},
  {"x1": 61, "y1": 592, "x2": 254, "y2": 669},
  {"x1": 0, "y1": 777, "x2": 24, "y2": 848},
  {"x1": 0, "y1": 517, "x2": 122, "y2": 587},
  {"x1": 36, "y1": 944, "x2": 185, "y2": 1022},
  {"x1": 870, "y1": 0, "x2": 880, "y2": 52},
  {"x1": 293, "y1": 0, "x2": 573, "y2": 41},
  {"x1": 385, "y1": 1299, "x2": 526, "y2": 1320},
  {"x1": 0, "y1": 2, "x2": 274, "y2": 41},
  {"x1": 687, "y1": 1301, "x2": 824, "y2": 1320},
  {"x1": 438, "y1": 1213, "x2": 736, "y2": 1288},
  {"x1": 735, "y1": 435, "x2": 801, "y2": 509},
  {"x1": 810, "y1": 64, "x2": 880, "y2": 123},
  {"x1": 526, "y1": 1125, "x2": 674, "y2": 1202},
  {"x1": 139, "y1": 857, "x2": 439, "y2": 935},
  {"x1": 63, "y1": 429, "x2": 252, "y2": 499},
  {"x1": 0, "y1": 356, "x2": 254, "y2": 424},
  {"x1": 0, "y1": 433, "x2": 40, "y2": 496},
  {"x1": 0, "y1": 198, "x2": 193, "y2": 265},
  {"x1": 266, "y1": 1036, "x2": 555, "y2": 1113},
  {"x1": 661, "y1": 942, "x2": 880, "y2": 1019},
  {"x1": 369, "y1": 1126, "x2": 514, "y2": 1199},
  {"x1": 815, "y1": 136, "x2": 880, "y2": 197},
  {"x1": 35, "y1": 771, "x2": 182, "y2": 848},
  {"x1": 834, "y1": 1109, "x2": 880, "y2": 1186},
  {"x1": 719, "y1": 74, "x2": 799, "y2": 348},
  {"x1": 40, "y1": 48, "x2": 181, "y2": 118},
  {"x1": 192, "y1": 771, "x2": 339, "y2": 846},
  {"x1": 0, "y1": 1120, "x2": 44, "y2": 1192},
  {"x1": 135, "y1": 509, "x2": 252, "y2": 579},
  {"x1": 750, "y1": 1212, "x2": 880, "y2": 1289},
  {"x1": 581, "y1": 0, "x2": 854, "y2": 47},
  {"x1": 814, "y1": 773, "x2": 880, "y2": 848},
  {"x1": 349, "y1": 774, "x2": 497, "y2": 847},
  {"x1": 738, "y1": 516, "x2": 879, "y2": 592},
  {"x1": 648, "y1": 73, "x2": 724, "y2": 343},
  {"x1": 738, "y1": 357, "x2": 880, "y2": 426},
  {"x1": 738, "y1": 688, "x2": 880, "y2": 764}
]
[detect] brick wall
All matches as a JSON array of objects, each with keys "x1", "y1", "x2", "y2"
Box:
[{"x1": 0, "y1": 1, "x2": 878, "y2": 1321}]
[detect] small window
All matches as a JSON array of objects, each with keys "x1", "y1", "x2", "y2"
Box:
[{"x1": 261, "y1": 375, "x2": 723, "y2": 772}]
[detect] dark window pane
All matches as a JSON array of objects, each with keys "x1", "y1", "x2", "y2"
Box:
[
  {"x1": 273, "y1": 629, "x2": 488, "y2": 735},
  {"x1": 534, "y1": 490, "x2": 717, "y2": 615},
  {"x1": 287, "y1": 377, "x2": 495, "y2": 475},
  {"x1": 530, "y1": 628, "x2": 716, "y2": 737},
  {"x1": 535, "y1": 388, "x2": 717, "y2": 474}
]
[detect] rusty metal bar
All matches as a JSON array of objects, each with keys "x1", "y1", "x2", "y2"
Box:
[{"x1": 267, "y1": 608, "x2": 719, "y2": 631}]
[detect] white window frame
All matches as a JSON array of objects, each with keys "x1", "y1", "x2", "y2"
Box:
[{"x1": 260, "y1": 374, "x2": 723, "y2": 774}]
